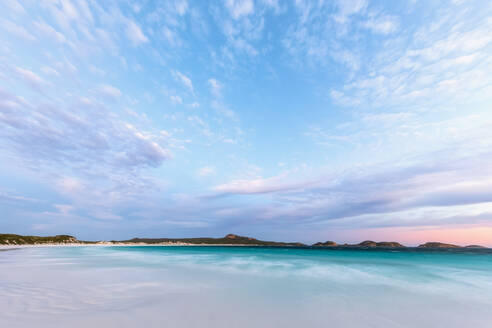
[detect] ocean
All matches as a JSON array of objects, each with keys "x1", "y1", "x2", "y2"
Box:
[{"x1": 1, "y1": 246, "x2": 492, "y2": 327}]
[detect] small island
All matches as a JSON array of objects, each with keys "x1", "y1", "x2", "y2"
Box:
[{"x1": 417, "y1": 242, "x2": 461, "y2": 248}]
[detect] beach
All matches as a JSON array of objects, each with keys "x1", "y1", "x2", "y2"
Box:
[{"x1": 1, "y1": 246, "x2": 492, "y2": 328}]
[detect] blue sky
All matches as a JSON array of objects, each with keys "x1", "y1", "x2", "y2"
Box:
[{"x1": 1, "y1": 0, "x2": 492, "y2": 244}]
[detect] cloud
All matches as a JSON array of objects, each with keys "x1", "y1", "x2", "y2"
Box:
[
  {"x1": 198, "y1": 166, "x2": 215, "y2": 177},
  {"x1": 0, "y1": 80, "x2": 172, "y2": 224},
  {"x1": 211, "y1": 150, "x2": 492, "y2": 229},
  {"x1": 208, "y1": 78, "x2": 222, "y2": 97},
  {"x1": 2, "y1": 0, "x2": 25, "y2": 14},
  {"x1": 41, "y1": 66, "x2": 60, "y2": 77},
  {"x1": 362, "y1": 14, "x2": 399, "y2": 34},
  {"x1": 334, "y1": 0, "x2": 367, "y2": 24},
  {"x1": 98, "y1": 84, "x2": 122, "y2": 100},
  {"x1": 284, "y1": 1, "x2": 366, "y2": 68},
  {"x1": 261, "y1": 0, "x2": 281, "y2": 13},
  {"x1": 33, "y1": 20, "x2": 67, "y2": 43},
  {"x1": 53, "y1": 204, "x2": 74, "y2": 215},
  {"x1": 214, "y1": 0, "x2": 265, "y2": 59},
  {"x1": 0, "y1": 87, "x2": 170, "y2": 173},
  {"x1": 172, "y1": 70, "x2": 194, "y2": 93},
  {"x1": 211, "y1": 100, "x2": 236, "y2": 119},
  {"x1": 126, "y1": 20, "x2": 149, "y2": 46},
  {"x1": 227, "y1": 37, "x2": 258, "y2": 56},
  {"x1": 330, "y1": 9, "x2": 492, "y2": 108},
  {"x1": 331, "y1": 49, "x2": 360, "y2": 71},
  {"x1": 0, "y1": 189, "x2": 38, "y2": 204},
  {"x1": 2, "y1": 19, "x2": 35, "y2": 40},
  {"x1": 174, "y1": 0, "x2": 189, "y2": 16},
  {"x1": 15, "y1": 67, "x2": 47, "y2": 91},
  {"x1": 89, "y1": 210, "x2": 122, "y2": 220},
  {"x1": 225, "y1": 0, "x2": 254, "y2": 20},
  {"x1": 56, "y1": 176, "x2": 85, "y2": 194},
  {"x1": 163, "y1": 26, "x2": 181, "y2": 46},
  {"x1": 170, "y1": 95, "x2": 183, "y2": 104},
  {"x1": 123, "y1": 123, "x2": 171, "y2": 167},
  {"x1": 214, "y1": 174, "x2": 313, "y2": 195}
]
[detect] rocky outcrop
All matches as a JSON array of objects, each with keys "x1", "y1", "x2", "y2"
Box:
[
  {"x1": 372, "y1": 241, "x2": 405, "y2": 248},
  {"x1": 358, "y1": 240, "x2": 378, "y2": 247},
  {"x1": 312, "y1": 240, "x2": 404, "y2": 248},
  {"x1": 312, "y1": 241, "x2": 338, "y2": 247},
  {"x1": 356, "y1": 241, "x2": 404, "y2": 248},
  {"x1": 225, "y1": 234, "x2": 253, "y2": 240},
  {"x1": 417, "y1": 242, "x2": 460, "y2": 248}
]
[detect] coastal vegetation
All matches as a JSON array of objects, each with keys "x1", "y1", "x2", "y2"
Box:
[
  {"x1": 0, "y1": 234, "x2": 79, "y2": 245},
  {"x1": 120, "y1": 234, "x2": 305, "y2": 246}
]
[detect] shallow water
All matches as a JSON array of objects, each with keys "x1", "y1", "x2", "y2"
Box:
[{"x1": 1, "y1": 246, "x2": 491, "y2": 328}]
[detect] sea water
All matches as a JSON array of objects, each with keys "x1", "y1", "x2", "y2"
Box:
[{"x1": 1, "y1": 246, "x2": 492, "y2": 327}]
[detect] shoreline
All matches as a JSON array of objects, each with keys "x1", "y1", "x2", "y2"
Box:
[
  {"x1": 2, "y1": 233, "x2": 489, "y2": 249},
  {"x1": 1, "y1": 243, "x2": 490, "y2": 250},
  {"x1": 0, "y1": 243, "x2": 296, "y2": 249}
]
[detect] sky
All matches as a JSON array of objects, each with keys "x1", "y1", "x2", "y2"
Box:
[{"x1": 1, "y1": 0, "x2": 492, "y2": 245}]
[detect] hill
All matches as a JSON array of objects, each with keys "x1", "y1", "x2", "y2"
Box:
[
  {"x1": 121, "y1": 234, "x2": 306, "y2": 246},
  {"x1": 0, "y1": 234, "x2": 79, "y2": 245},
  {"x1": 313, "y1": 241, "x2": 338, "y2": 247},
  {"x1": 312, "y1": 240, "x2": 404, "y2": 248},
  {"x1": 417, "y1": 242, "x2": 461, "y2": 248}
]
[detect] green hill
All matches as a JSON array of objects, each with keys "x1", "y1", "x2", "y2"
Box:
[
  {"x1": 121, "y1": 233, "x2": 305, "y2": 246},
  {"x1": 0, "y1": 234, "x2": 79, "y2": 245}
]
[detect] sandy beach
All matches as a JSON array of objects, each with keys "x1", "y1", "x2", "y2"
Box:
[{"x1": 2, "y1": 245, "x2": 492, "y2": 328}]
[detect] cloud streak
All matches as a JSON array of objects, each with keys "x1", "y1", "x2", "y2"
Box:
[{"x1": 208, "y1": 149, "x2": 492, "y2": 230}]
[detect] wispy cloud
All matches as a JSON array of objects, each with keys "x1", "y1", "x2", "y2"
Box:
[
  {"x1": 126, "y1": 20, "x2": 149, "y2": 46},
  {"x1": 41, "y1": 66, "x2": 60, "y2": 77},
  {"x1": 198, "y1": 166, "x2": 215, "y2": 177},
  {"x1": 362, "y1": 14, "x2": 399, "y2": 34},
  {"x1": 334, "y1": 0, "x2": 367, "y2": 24},
  {"x1": 33, "y1": 20, "x2": 67, "y2": 43},
  {"x1": 170, "y1": 95, "x2": 183, "y2": 104},
  {"x1": 225, "y1": 0, "x2": 254, "y2": 20},
  {"x1": 15, "y1": 67, "x2": 47, "y2": 91},
  {"x1": 330, "y1": 12, "x2": 492, "y2": 108},
  {"x1": 98, "y1": 84, "x2": 122, "y2": 100},
  {"x1": 172, "y1": 70, "x2": 194, "y2": 93},
  {"x1": 208, "y1": 78, "x2": 222, "y2": 97},
  {"x1": 211, "y1": 151, "x2": 492, "y2": 229},
  {"x1": 2, "y1": 19, "x2": 35, "y2": 40}
]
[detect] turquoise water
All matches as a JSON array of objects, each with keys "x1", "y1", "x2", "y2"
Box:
[{"x1": 1, "y1": 246, "x2": 492, "y2": 327}]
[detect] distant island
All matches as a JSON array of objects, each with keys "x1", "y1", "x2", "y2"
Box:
[
  {"x1": 313, "y1": 240, "x2": 405, "y2": 248},
  {"x1": 0, "y1": 233, "x2": 488, "y2": 249}
]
